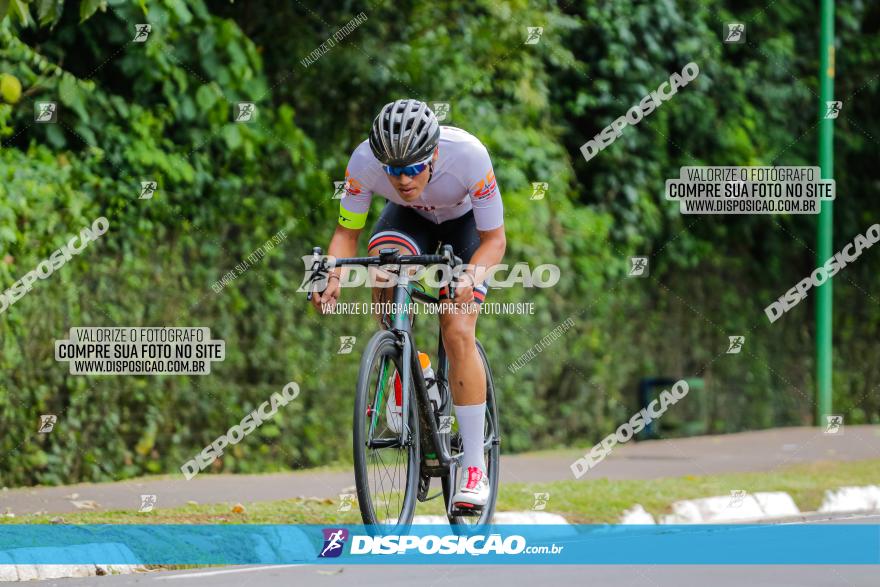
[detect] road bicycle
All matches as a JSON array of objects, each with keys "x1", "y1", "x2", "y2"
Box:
[{"x1": 306, "y1": 244, "x2": 500, "y2": 532}]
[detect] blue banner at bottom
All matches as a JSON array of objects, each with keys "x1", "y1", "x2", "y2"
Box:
[{"x1": 0, "y1": 524, "x2": 877, "y2": 564}]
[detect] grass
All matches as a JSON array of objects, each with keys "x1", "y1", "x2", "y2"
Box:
[
  {"x1": 497, "y1": 458, "x2": 880, "y2": 523},
  {"x1": 3, "y1": 458, "x2": 877, "y2": 525}
]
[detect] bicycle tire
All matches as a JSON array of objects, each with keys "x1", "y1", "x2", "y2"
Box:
[{"x1": 353, "y1": 329, "x2": 421, "y2": 532}]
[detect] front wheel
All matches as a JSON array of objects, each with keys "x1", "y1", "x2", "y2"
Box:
[
  {"x1": 353, "y1": 330, "x2": 421, "y2": 532},
  {"x1": 443, "y1": 339, "x2": 500, "y2": 527}
]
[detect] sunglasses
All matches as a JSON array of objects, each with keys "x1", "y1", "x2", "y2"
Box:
[{"x1": 383, "y1": 160, "x2": 432, "y2": 177}]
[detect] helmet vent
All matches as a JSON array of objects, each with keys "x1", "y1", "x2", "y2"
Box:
[{"x1": 369, "y1": 99, "x2": 440, "y2": 166}]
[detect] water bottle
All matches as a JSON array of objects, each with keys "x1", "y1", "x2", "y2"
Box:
[{"x1": 419, "y1": 352, "x2": 441, "y2": 412}]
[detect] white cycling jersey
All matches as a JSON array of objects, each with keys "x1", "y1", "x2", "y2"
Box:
[{"x1": 338, "y1": 126, "x2": 504, "y2": 231}]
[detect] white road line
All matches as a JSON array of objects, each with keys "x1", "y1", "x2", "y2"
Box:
[{"x1": 155, "y1": 565, "x2": 303, "y2": 580}]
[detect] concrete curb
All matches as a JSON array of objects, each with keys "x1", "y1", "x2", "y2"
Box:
[
  {"x1": 818, "y1": 485, "x2": 880, "y2": 514},
  {"x1": 0, "y1": 543, "x2": 143, "y2": 582},
  {"x1": 620, "y1": 504, "x2": 657, "y2": 524},
  {"x1": 619, "y1": 485, "x2": 880, "y2": 524},
  {"x1": 659, "y1": 491, "x2": 800, "y2": 524}
]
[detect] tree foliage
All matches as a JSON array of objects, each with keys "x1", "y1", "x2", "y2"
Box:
[{"x1": 0, "y1": 0, "x2": 878, "y2": 486}]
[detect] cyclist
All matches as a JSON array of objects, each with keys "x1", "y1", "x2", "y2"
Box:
[{"x1": 310, "y1": 99, "x2": 506, "y2": 509}]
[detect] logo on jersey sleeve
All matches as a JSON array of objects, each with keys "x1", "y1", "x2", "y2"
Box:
[
  {"x1": 471, "y1": 170, "x2": 498, "y2": 200},
  {"x1": 343, "y1": 168, "x2": 364, "y2": 197}
]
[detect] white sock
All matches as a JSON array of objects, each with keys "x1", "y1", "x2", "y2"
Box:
[{"x1": 453, "y1": 403, "x2": 486, "y2": 473}]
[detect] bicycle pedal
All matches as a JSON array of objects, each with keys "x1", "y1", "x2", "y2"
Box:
[{"x1": 450, "y1": 505, "x2": 482, "y2": 517}]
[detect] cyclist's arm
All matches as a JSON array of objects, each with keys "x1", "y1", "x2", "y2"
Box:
[
  {"x1": 329, "y1": 148, "x2": 375, "y2": 281},
  {"x1": 313, "y1": 224, "x2": 360, "y2": 310},
  {"x1": 326, "y1": 224, "x2": 360, "y2": 280},
  {"x1": 460, "y1": 142, "x2": 505, "y2": 290},
  {"x1": 467, "y1": 226, "x2": 506, "y2": 287},
  {"x1": 314, "y1": 147, "x2": 374, "y2": 309},
  {"x1": 331, "y1": 177, "x2": 371, "y2": 284}
]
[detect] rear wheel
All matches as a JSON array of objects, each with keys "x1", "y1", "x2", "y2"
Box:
[
  {"x1": 442, "y1": 339, "x2": 500, "y2": 528},
  {"x1": 353, "y1": 330, "x2": 420, "y2": 532}
]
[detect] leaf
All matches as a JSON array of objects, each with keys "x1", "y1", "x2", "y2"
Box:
[
  {"x1": 8, "y1": 0, "x2": 33, "y2": 26},
  {"x1": 70, "y1": 500, "x2": 100, "y2": 510},
  {"x1": 166, "y1": 0, "x2": 191, "y2": 24},
  {"x1": 79, "y1": 0, "x2": 104, "y2": 23},
  {"x1": 73, "y1": 122, "x2": 96, "y2": 146},
  {"x1": 222, "y1": 124, "x2": 242, "y2": 150},
  {"x1": 195, "y1": 84, "x2": 218, "y2": 112},
  {"x1": 0, "y1": 226, "x2": 16, "y2": 244},
  {"x1": 59, "y1": 74, "x2": 88, "y2": 121},
  {"x1": 36, "y1": 0, "x2": 60, "y2": 26},
  {"x1": 45, "y1": 124, "x2": 66, "y2": 148}
]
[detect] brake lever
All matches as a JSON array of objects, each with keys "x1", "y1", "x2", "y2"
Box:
[
  {"x1": 306, "y1": 247, "x2": 327, "y2": 302},
  {"x1": 440, "y1": 245, "x2": 463, "y2": 303}
]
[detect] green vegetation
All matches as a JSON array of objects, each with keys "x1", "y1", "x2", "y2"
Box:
[
  {"x1": 5, "y1": 458, "x2": 877, "y2": 524},
  {"x1": 0, "y1": 1, "x2": 878, "y2": 486},
  {"x1": 506, "y1": 458, "x2": 880, "y2": 523}
]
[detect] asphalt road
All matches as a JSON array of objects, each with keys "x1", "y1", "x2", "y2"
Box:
[
  {"x1": 36, "y1": 515, "x2": 880, "y2": 587},
  {"x1": 4, "y1": 425, "x2": 879, "y2": 516}
]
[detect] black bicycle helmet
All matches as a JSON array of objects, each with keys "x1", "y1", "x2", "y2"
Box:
[{"x1": 369, "y1": 99, "x2": 440, "y2": 166}]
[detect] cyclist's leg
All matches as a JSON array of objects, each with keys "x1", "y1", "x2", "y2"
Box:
[
  {"x1": 436, "y1": 212, "x2": 490, "y2": 478},
  {"x1": 439, "y1": 305, "x2": 485, "y2": 471},
  {"x1": 367, "y1": 203, "x2": 433, "y2": 325}
]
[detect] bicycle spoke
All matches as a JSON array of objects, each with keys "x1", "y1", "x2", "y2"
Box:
[
  {"x1": 369, "y1": 443, "x2": 404, "y2": 523},
  {"x1": 360, "y1": 349, "x2": 411, "y2": 526}
]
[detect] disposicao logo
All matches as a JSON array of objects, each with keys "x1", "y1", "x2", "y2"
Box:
[{"x1": 319, "y1": 528, "x2": 349, "y2": 558}]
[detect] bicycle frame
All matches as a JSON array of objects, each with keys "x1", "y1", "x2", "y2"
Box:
[
  {"x1": 307, "y1": 246, "x2": 461, "y2": 466},
  {"x1": 307, "y1": 244, "x2": 491, "y2": 518},
  {"x1": 388, "y1": 277, "x2": 473, "y2": 518},
  {"x1": 385, "y1": 273, "x2": 459, "y2": 472}
]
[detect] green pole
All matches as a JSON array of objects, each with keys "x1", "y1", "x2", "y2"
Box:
[{"x1": 816, "y1": 0, "x2": 834, "y2": 425}]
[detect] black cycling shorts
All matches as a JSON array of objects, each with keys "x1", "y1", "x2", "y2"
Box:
[{"x1": 368, "y1": 203, "x2": 488, "y2": 303}]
